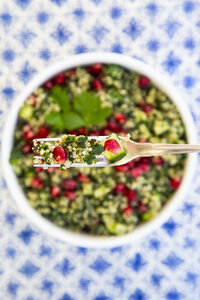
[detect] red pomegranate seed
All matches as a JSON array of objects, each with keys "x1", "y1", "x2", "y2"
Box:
[
  {"x1": 37, "y1": 125, "x2": 49, "y2": 138},
  {"x1": 140, "y1": 164, "x2": 150, "y2": 172},
  {"x1": 53, "y1": 146, "x2": 67, "y2": 164},
  {"x1": 130, "y1": 167, "x2": 143, "y2": 178},
  {"x1": 143, "y1": 105, "x2": 153, "y2": 115},
  {"x1": 65, "y1": 190, "x2": 76, "y2": 201},
  {"x1": 22, "y1": 144, "x2": 32, "y2": 154},
  {"x1": 31, "y1": 177, "x2": 43, "y2": 189},
  {"x1": 104, "y1": 139, "x2": 121, "y2": 154},
  {"x1": 114, "y1": 112, "x2": 127, "y2": 125},
  {"x1": 115, "y1": 164, "x2": 129, "y2": 172},
  {"x1": 113, "y1": 183, "x2": 127, "y2": 194},
  {"x1": 78, "y1": 173, "x2": 90, "y2": 183},
  {"x1": 125, "y1": 189, "x2": 137, "y2": 202},
  {"x1": 68, "y1": 130, "x2": 78, "y2": 136},
  {"x1": 54, "y1": 73, "x2": 65, "y2": 85},
  {"x1": 140, "y1": 157, "x2": 151, "y2": 164},
  {"x1": 78, "y1": 127, "x2": 86, "y2": 135},
  {"x1": 50, "y1": 185, "x2": 61, "y2": 198},
  {"x1": 138, "y1": 203, "x2": 147, "y2": 212},
  {"x1": 28, "y1": 95, "x2": 37, "y2": 106},
  {"x1": 88, "y1": 63, "x2": 103, "y2": 76},
  {"x1": 123, "y1": 206, "x2": 133, "y2": 216},
  {"x1": 92, "y1": 79, "x2": 103, "y2": 91},
  {"x1": 35, "y1": 167, "x2": 43, "y2": 172},
  {"x1": 23, "y1": 130, "x2": 35, "y2": 141},
  {"x1": 137, "y1": 100, "x2": 146, "y2": 108},
  {"x1": 107, "y1": 121, "x2": 119, "y2": 132},
  {"x1": 89, "y1": 131, "x2": 100, "y2": 136},
  {"x1": 63, "y1": 179, "x2": 77, "y2": 190},
  {"x1": 119, "y1": 129, "x2": 128, "y2": 136},
  {"x1": 101, "y1": 129, "x2": 110, "y2": 136},
  {"x1": 43, "y1": 80, "x2": 54, "y2": 90},
  {"x1": 139, "y1": 76, "x2": 150, "y2": 88},
  {"x1": 170, "y1": 177, "x2": 181, "y2": 189},
  {"x1": 152, "y1": 157, "x2": 164, "y2": 165}
]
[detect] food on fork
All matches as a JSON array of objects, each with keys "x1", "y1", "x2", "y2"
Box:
[{"x1": 33, "y1": 133, "x2": 127, "y2": 169}]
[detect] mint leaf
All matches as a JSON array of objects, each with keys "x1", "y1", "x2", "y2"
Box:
[
  {"x1": 52, "y1": 86, "x2": 70, "y2": 112},
  {"x1": 45, "y1": 111, "x2": 64, "y2": 130},
  {"x1": 62, "y1": 111, "x2": 84, "y2": 130}
]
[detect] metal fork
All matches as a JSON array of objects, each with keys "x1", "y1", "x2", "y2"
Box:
[{"x1": 33, "y1": 136, "x2": 200, "y2": 168}]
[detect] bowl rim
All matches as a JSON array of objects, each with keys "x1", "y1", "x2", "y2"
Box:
[{"x1": 1, "y1": 52, "x2": 198, "y2": 248}]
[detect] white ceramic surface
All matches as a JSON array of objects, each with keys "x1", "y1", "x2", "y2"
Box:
[{"x1": 1, "y1": 53, "x2": 197, "y2": 248}]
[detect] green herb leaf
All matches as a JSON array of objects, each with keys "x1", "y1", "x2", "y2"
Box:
[
  {"x1": 51, "y1": 86, "x2": 70, "y2": 112},
  {"x1": 92, "y1": 144, "x2": 105, "y2": 155},
  {"x1": 90, "y1": 106, "x2": 111, "y2": 125},
  {"x1": 45, "y1": 111, "x2": 64, "y2": 130},
  {"x1": 74, "y1": 92, "x2": 111, "y2": 128},
  {"x1": 62, "y1": 111, "x2": 85, "y2": 130}
]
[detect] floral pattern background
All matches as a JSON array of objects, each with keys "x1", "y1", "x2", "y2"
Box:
[{"x1": 0, "y1": 0, "x2": 200, "y2": 299}]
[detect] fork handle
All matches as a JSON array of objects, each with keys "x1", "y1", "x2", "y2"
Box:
[{"x1": 134, "y1": 142, "x2": 200, "y2": 157}]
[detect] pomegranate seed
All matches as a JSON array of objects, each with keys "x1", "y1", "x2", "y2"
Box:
[
  {"x1": 63, "y1": 179, "x2": 77, "y2": 190},
  {"x1": 140, "y1": 157, "x2": 151, "y2": 164},
  {"x1": 68, "y1": 130, "x2": 78, "y2": 136},
  {"x1": 139, "y1": 76, "x2": 150, "y2": 88},
  {"x1": 130, "y1": 167, "x2": 143, "y2": 178},
  {"x1": 78, "y1": 173, "x2": 90, "y2": 183},
  {"x1": 89, "y1": 131, "x2": 100, "y2": 136},
  {"x1": 65, "y1": 68, "x2": 75, "y2": 79},
  {"x1": 37, "y1": 126, "x2": 49, "y2": 138},
  {"x1": 139, "y1": 138, "x2": 147, "y2": 143},
  {"x1": 50, "y1": 185, "x2": 61, "y2": 198},
  {"x1": 104, "y1": 139, "x2": 121, "y2": 154},
  {"x1": 43, "y1": 80, "x2": 54, "y2": 90},
  {"x1": 23, "y1": 130, "x2": 35, "y2": 141},
  {"x1": 123, "y1": 206, "x2": 133, "y2": 216},
  {"x1": 115, "y1": 164, "x2": 129, "y2": 172},
  {"x1": 153, "y1": 157, "x2": 164, "y2": 165},
  {"x1": 54, "y1": 73, "x2": 65, "y2": 85},
  {"x1": 114, "y1": 112, "x2": 127, "y2": 125},
  {"x1": 35, "y1": 167, "x2": 43, "y2": 172},
  {"x1": 65, "y1": 190, "x2": 76, "y2": 201},
  {"x1": 22, "y1": 144, "x2": 32, "y2": 154},
  {"x1": 53, "y1": 146, "x2": 67, "y2": 164},
  {"x1": 138, "y1": 203, "x2": 147, "y2": 212},
  {"x1": 31, "y1": 177, "x2": 43, "y2": 189},
  {"x1": 107, "y1": 121, "x2": 119, "y2": 132},
  {"x1": 119, "y1": 129, "x2": 128, "y2": 135},
  {"x1": 28, "y1": 95, "x2": 37, "y2": 106},
  {"x1": 137, "y1": 100, "x2": 146, "y2": 108},
  {"x1": 143, "y1": 105, "x2": 153, "y2": 115},
  {"x1": 170, "y1": 177, "x2": 181, "y2": 189},
  {"x1": 113, "y1": 183, "x2": 127, "y2": 194},
  {"x1": 78, "y1": 127, "x2": 86, "y2": 135},
  {"x1": 125, "y1": 189, "x2": 137, "y2": 202},
  {"x1": 92, "y1": 79, "x2": 103, "y2": 91},
  {"x1": 140, "y1": 164, "x2": 150, "y2": 172},
  {"x1": 101, "y1": 129, "x2": 110, "y2": 136},
  {"x1": 88, "y1": 63, "x2": 103, "y2": 76}
]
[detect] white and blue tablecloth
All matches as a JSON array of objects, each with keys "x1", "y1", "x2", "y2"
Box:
[{"x1": 1, "y1": 0, "x2": 200, "y2": 299}]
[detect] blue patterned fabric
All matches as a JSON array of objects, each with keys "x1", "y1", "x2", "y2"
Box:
[{"x1": 0, "y1": 0, "x2": 200, "y2": 299}]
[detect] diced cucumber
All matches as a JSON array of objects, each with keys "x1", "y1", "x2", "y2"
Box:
[
  {"x1": 19, "y1": 104, "x2": 33, "y2": 120},
  {"x1": 153, "y1": 120, "x2": 169, "y2": 135},
  {"x1": 103, "y1": 215, "x2": 127, "y2": 235}
]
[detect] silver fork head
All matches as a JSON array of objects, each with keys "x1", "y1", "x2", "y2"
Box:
[{"x1": 33, "y1": 135, "x2": 135, "y2": 168}]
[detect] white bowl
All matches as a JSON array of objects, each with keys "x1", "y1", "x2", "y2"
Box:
[{"x1": 1, "y1": 53, "x2": 197, "y2": 248}]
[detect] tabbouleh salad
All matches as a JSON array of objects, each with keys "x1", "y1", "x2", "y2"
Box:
[{"x1": 10, "y1": 63, "x2": 187, "y2": 236}]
